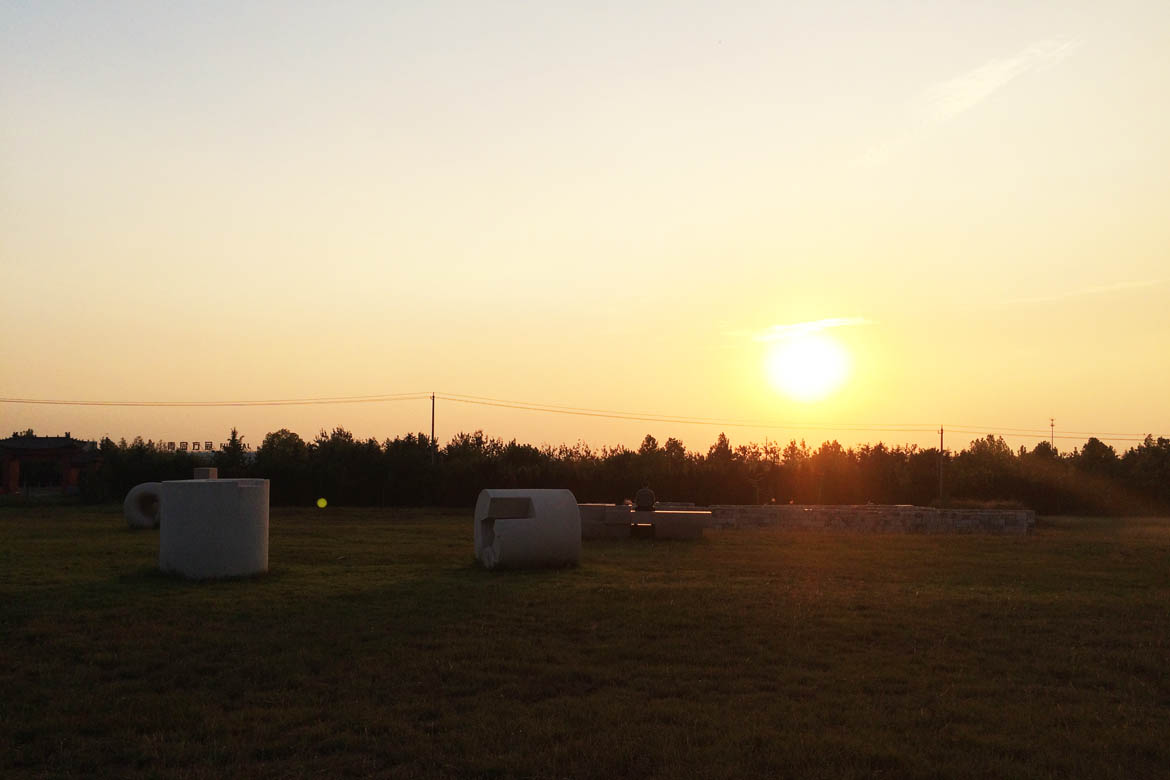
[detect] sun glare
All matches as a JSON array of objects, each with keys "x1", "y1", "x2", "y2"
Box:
[{"x1": 766, "y1": 332, "x2": 851, "y2": 402}]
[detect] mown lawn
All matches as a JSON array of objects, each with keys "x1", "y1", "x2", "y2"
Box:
[{"x1": 2, "y1": 507, "x2": 1169, "y2": 779}]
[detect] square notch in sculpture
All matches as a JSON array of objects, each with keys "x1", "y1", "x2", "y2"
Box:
[
  {"x1": 481, "y1": 496, "x2": 535, "y2": 548},
  {"x1": 486, "y1": 496, "x2": 534, "y2": 519}
]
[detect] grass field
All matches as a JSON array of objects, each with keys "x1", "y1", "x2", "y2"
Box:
[{"x1": 3, "y1": 507, "x2": 1169, "y2": 779}]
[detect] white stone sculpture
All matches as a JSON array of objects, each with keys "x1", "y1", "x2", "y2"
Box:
[
  {"x1": 474, "y1": 488, "x2": 581, "y2": 569},
  {"x1": 159, "y1": 478, "x2": 269, "y2": 579},
  {"x1": 124, "y1": 482, "x2": 163, "y2": 529}
]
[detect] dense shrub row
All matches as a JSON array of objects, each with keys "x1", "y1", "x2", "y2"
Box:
[{"x1": 76, "y1": 427, "x2": 1170, "y2": 515}]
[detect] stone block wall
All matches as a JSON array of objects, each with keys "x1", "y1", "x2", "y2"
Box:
[{"x1": 702, "y1": 504, "x2": 1035, "y2": 534}]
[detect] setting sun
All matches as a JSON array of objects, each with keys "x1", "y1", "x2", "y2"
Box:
[{"x1": 766, "y1": 332, "x2": 851, "y2": 402}]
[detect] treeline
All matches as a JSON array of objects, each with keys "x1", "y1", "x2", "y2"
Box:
[{"x1": 80, "y1": 427, "x2": 1170, "y2": 515}]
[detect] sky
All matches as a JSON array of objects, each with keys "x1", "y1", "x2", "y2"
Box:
[{"x1": 2, "y1": 1, "x2": 1168, "y2": 454}]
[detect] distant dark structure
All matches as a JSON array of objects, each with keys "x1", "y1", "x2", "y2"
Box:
[
  {"x1": 0, "y1": 433, "x2": 99, "y2": 495},
  {"x1": 634, "y1": 486, "x2": 656, "y2": 511}
]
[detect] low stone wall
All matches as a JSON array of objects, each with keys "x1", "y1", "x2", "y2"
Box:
[
  {"x1": 703, "y1": 504, "x2": 1035, "y2": 534},
  {"x1": 579, "y1": 504, "x2": 713, "y2": 540}
]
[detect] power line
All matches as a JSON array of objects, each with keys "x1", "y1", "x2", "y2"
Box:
[
  {"x1": 436, "y1": 394, "x2": 939, "y2": 434},
  {"x1": 0, "y1": 390, "x2": 1161, "y2": 443},
  {"x1": 0, "y1": 393, "x2": 431, "y2": 408},
  {"x1": 945, "y1": 428, "x2": 1151, "y2": 443},
  {"x1": 0, "y1": 390, "x2": 944, "y2": 433},
  {"x1": 436, "y1": 392, "x2": 934, "y2": 430},
  {"x1": 435, "y1": 394, "x2": 1158, "y2": 441},
  {"x1": 437, "y1": 397, "x2": 1153, "y2": 443},
  {"x1": 939, "y1": 424, "x2": 1148, "y2": 436}
]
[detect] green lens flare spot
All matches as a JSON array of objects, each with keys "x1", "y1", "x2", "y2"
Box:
[{"x1": 316, "y1": 498, "x2": 327, "y2": 509}]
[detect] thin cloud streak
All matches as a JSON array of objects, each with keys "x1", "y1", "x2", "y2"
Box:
[
  {"x1": 753, "y1": 317, "x2": 873, "y2": 342},
  {"x1": 1002, "y1": 280, "x2": 1164, "y2": 306},
  {"x1": 855, "y1": 37, "x2": 1081, "y2": 168},
  {"x1": 923, "y1": 38, "x2": 1080, "y2": 124}
]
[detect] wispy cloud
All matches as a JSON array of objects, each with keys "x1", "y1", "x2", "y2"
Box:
[
  {"x1": 1001, "y1": 279, "x2": 1164, "y2": 306},
  {"x1": 923, "y1": 38, "x2": 1080, "y2": 124},
  {"x1": 855, "y1": 37, "x2": 1081, "y2": 168},
  {"x1": 752, "y1": 317, "x2": 873, "y2": 342}
]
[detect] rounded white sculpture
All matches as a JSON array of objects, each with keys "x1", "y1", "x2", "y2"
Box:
[
  {"x1": 159, "y1": 479, "x2": 269, "y2": 579},
  {"x1": 124, "y1": 482, "x2": 163, "y2": 529},
  {"x1": 474, "y1": 488, "x2": 581, "y2": 569}
]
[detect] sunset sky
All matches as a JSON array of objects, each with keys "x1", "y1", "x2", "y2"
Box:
[{"x1": 2, "y1": 1, "x2": 1167, "y2": 453}]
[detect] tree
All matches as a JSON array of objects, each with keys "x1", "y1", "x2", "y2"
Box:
[
  {"x1": 708, "y1": 433, "x2": 732, "y2": 461},
  {"x1": 782, "y1": 439, "x2": 810, "y2": 466},
  {"x1": 309, "y1": 427, "x2": 385, "y2": 506},
  {"x1": 811, "y1": 440, "x2": 858, "y2": 503},
  {"x1": 47, "y1": 421, "x2": 1170, "y2": 515},
  {"x1": 1076, "y1": 437, "x2": 1119, "y2": 475},
  {"x1": 255, "y1": 429, "x2": 310, "y2": 504},
  {"x1": 384, "y1": 432, "x2": 436, "y2": 505},
  {"x1": 1030, "y1": 441, "x2": 1059, "y2": 460},
  {"x1": 1122, "y1": 435, "x2": 1170, "y2": 507},
  {"x1": 256, "y1": 429, "x2": 308, "y2": 466},
  {"x1": 215, "y1": 428, "x2": 249, "y2": 477},
  {"x1": 663, "y1": 437, "x2": 687, "y2": 460},
  {"x1": 953, "y1": 435, "x2": 1016, "y2": 502}
]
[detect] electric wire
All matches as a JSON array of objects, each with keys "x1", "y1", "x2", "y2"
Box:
[
  {"x1": 0, "y1": 393, "x2": 431, "y2": 408},
  {"x1": 435, "y1": 394, "x2": 939, "y2": 434},
  {"x1": 435, "y1": 392, "x2": 935, "y2": 430},
  {"x1": 0, "y1": 391, "x2": 1161, "y2": 443},
  {"x1": 944, "y1": 429, "x2": 1150, "y2": 443},
  {"x1": 436, "y1": 397, "x2": 1153, "y2": 443}
]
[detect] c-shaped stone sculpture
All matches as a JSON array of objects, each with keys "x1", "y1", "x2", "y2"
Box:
[
  {"x1": 124, "y1": 482, "x2": 163, "y2": 529},
  {"x1": 474, "y1": 488, "x2": 581, "y2": 569}
]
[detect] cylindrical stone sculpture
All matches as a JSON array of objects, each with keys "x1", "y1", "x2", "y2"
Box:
[
  {"x1": 474, "y1": 488, "x2": 581, "y2": 569},
  {"x1": 159, "y1": 479, "x2": 269, "y2": 579},
  {"x1": 124, "y1": 482, "x2": 163, "y2": 529}
]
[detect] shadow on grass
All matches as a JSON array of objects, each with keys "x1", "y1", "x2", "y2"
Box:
[{"x1": 116, "y1": 565, "x2": 285, "y2": 585}]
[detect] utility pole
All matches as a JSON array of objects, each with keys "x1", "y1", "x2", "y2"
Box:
[
  {"x1": 431, "y1": 393, "x2": 436, "y2": 465},
  {"x1": 1050, "y1": 417, "x2": 1054, "y2": 448},
  {"x1": 938, "y1": 425, "x2": 945, "y2": 503}
]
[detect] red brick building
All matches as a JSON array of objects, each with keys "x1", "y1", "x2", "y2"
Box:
[{"x1": 0, "y1": 433, "x2": 100, "y2": 495}]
